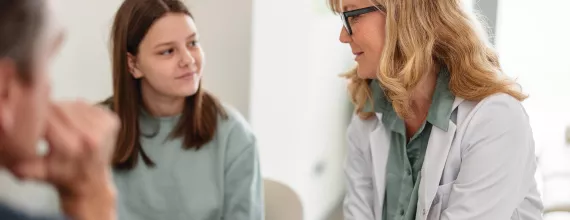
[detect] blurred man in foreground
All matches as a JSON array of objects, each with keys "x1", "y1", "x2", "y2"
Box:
[{"x1": 0, "y1": 0, "x2": 119, "y2": 219}]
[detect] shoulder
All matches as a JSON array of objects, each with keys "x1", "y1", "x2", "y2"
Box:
[
  {"x1": 346, "y1": 113, "x2": 379, "y2": 149},
  {"x1": 347, "y1": 113, "x2": 379, "y2": 134},
  {"x1": 466, "y1": 93, "x2": 529, "y2": 127},
  {"x1": 219, "y1": 104, "x2": 248, "y2": 125},
  {"x1": 216, "y1": 103, "x2": 257, "y2": 157},
  {"x1": 217, "y1": 103, "x2": 254, "y2": 139},
  {"x1": 460, "y1": 93, "x2": 533, "y2": 149}
]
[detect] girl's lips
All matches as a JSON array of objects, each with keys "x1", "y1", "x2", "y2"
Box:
[{"x1": 176, "y1": 72, "x2": 196, "y2": 79}]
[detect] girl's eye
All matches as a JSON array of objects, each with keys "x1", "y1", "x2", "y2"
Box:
[
  {"x1": 159, "y1": 48, "x2": 174, "y2": 55},
  {"x1": 188, "y1": 40, "x2": 199, "y2": 47}
]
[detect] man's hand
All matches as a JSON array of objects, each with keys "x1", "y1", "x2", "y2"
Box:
[{"x1": 11, "y1": 100, "x2": 120, "y2": 220}]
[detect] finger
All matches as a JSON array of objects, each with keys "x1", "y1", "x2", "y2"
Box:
[
  {"x1": 44, "y1": 114, "x2": 83, "y2": 185},
  {"x1": 45, "y1": 105, "x2": 83, "y2": 159},
  {"x1": 8, "y1": 158, "x2": 48, "y2": 181},
  {"x1": 57, "y1": 101, "x2": 106, "y2": 154},
  {"x1": 79, "y1": 105, "x2": 120, "y2": 157},
  {"x1": 52, "y1": 101, "x2": 119, "y2": 166},
  {"x1": 49, "y1": 102, "x2": 79, "y2": 130},
  {"x1": 53, "y1": 101, "x2": 95, "y2": 139}
]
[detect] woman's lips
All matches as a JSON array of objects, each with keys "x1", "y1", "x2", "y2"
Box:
[{"x1": 354, "y1": 52, "x2": 364, "y2": 60}]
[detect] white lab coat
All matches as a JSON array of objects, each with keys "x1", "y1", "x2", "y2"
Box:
[{"x1": 344, "y1": 93, "x2": 543, "y2": 220}]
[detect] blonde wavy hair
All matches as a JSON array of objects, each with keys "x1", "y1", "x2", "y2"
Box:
[{"x1": 328, "y1": 0, "x2": 526, "y2": 119}]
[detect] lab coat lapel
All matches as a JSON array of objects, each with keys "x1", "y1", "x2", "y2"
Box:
[
  {"x1": 369, "y1": 112, "x2": 391, "y2": 218},
  {"x1": 418, "y1": 97, "x2": 462, "y2": 219}
]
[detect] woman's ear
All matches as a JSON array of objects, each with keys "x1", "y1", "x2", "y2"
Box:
[{"x1": 127, "y1": 53, "x2": 143, "y2": 79}]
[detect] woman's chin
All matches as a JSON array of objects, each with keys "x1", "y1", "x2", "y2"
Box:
[{"x1": 356, "y1": 68, "x2": 377, "y2": 79}]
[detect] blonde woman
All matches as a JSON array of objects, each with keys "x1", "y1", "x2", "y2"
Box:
[{"x1": 328, "y1": 0, "x2": 543, "y2": 219}]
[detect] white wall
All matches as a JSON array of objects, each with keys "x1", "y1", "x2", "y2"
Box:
[
  {"x1": 187, "y1": 0, "x2": 254, "y2": 120},
  {"x1": 495, "y1": 0, "x2": 570, "y2": 218},
  {"x1": 250, "y1": 0, "x2": 352, "y2": 219},
  {"x1": 50, "y1": 0, "x2": 119, "y2": 101}
]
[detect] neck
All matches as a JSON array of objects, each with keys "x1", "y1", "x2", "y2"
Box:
[
  {"x1": 141, "y1": 81, "x2": 185, "y2": 117},
  {"x1": 409, "y1": 64, "x2": 439, "y2": 120}
]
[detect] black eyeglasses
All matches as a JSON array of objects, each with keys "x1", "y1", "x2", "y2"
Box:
[{"x1": 340, "y1": 5, "x2": 386, "y2": 35}]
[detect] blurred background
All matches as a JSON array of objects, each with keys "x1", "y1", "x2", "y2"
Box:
[{"x1": 0, "y1": 0, "x2": 569, "y2": 219}]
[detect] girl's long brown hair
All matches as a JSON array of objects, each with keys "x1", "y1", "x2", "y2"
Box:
[{"x1": 105, "y1": 0, "x2": 227, "y2": 170}]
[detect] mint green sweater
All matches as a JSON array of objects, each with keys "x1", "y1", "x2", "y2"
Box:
[{"x1": 112, "y1": 105, "x2": 263, "y2": 220}]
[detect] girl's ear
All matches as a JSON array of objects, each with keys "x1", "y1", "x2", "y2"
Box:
[{"x1": 127, "y1": 53, "x2": 143, "y2": 79}]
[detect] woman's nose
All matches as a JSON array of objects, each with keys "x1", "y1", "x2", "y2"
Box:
[{"x1": 339, "y1": 27, "x2": 351, "y2": 43}]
